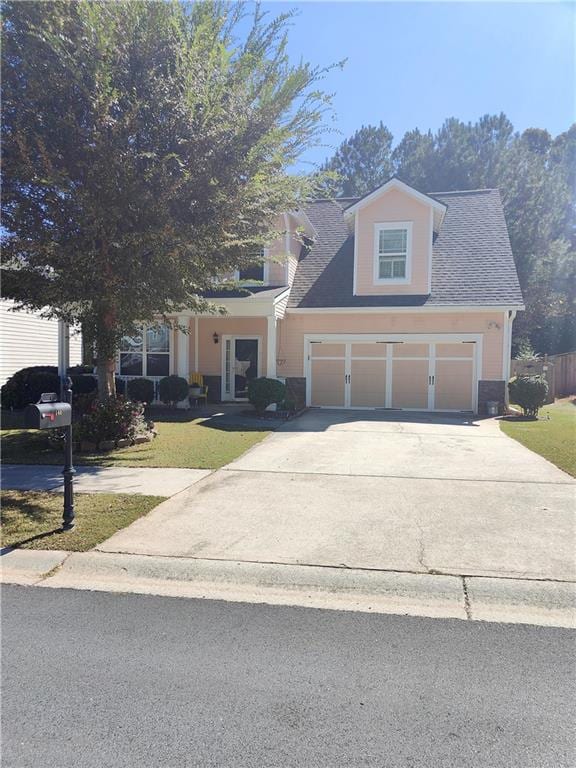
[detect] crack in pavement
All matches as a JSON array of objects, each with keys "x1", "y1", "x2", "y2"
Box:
[
  {"x1": 33, "y1": 552, "x2": 73, "y2": 585},
  {"x1": 461, "y1": 576, "x2": 473, "y2": 620}
]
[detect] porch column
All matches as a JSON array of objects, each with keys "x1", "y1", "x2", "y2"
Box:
[
  {"x1": 177, "y1": 316, "x2": 190, "y2": 408},
  {"x1": 266, "y1": 315, "x2": 277, "y2": 379}
]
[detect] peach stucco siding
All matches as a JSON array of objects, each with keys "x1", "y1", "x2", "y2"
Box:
[
  {"x1": 188, "y1": 317, "x2": 268, "y2": 377},
  {"x1": 277, "y1": 311, "x2": 506, "y2": 381},
  {"x1": 354, "y1": 187, "x2": 432, "y2": 296}
]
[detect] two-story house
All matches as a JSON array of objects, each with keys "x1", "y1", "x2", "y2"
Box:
[{"x1": 116, "y1": 178, "x2": 524, "y2": 414}]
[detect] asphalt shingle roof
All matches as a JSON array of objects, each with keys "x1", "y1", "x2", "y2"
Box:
[{"x1": 287, "y1": 189, "x2": 523, "y2": 308}]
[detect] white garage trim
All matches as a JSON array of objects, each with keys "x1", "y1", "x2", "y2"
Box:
[{"x1": 304, "y1": 333, "x2": 482, "y2": 413}]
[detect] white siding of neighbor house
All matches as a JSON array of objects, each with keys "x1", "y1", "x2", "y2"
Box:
[{"x1": 0, "y1": 300, "x2": 82, "y2": 386}]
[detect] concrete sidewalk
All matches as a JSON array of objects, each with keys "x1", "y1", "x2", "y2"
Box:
[
  {"x1": 1, "y1": 548, "x2": 574, "y2": 628},
  {"x1": 1, "y1": 464, "x2": 211, "y2": 496}
]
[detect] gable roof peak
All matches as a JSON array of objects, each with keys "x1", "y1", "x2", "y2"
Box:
[{"x1": 343, "y1": 176, "x2": 447, "y2": 219}]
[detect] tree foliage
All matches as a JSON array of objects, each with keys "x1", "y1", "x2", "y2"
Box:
[
  {"x1": 321, "y1": 113, "x2": 575, "y2": 354},
  {"x1": 319, "y1": 122, "x2": 393, "y2": 197},
  {"x1": 2, "y1": 1, "x2": 335, "y2": 397}
]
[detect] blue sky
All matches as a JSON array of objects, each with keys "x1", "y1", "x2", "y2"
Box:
[{"x1": 259, "y1": 1, "x2": 575, "y2": 170}]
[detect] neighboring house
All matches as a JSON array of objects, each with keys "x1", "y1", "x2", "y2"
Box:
[
  {"x1": 0, "y1": 300, "x2": 82, "y2": 386},
  {"x1": 116, "y1": 178, "x2": 524, "y2": 414}
]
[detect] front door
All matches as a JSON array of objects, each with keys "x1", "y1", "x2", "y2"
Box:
[{"x1": 223, "y1": 337, "x2": 260, "y2": 400}]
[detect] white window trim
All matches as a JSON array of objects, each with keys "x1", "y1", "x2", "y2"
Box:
[
  {"x1": 117, "y1": 324, "x2": 172, "y2": 378},
  {"x1": 373, "y1": 221, "x2": 413, "y2": 285},
  {"x1": 233, "y1": 248, "x2": 269, "y2": 286}
]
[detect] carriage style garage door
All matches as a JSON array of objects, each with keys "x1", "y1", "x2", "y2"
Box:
[{"x1": 306, "y1": 335, "x2": 480, "y2": 413}]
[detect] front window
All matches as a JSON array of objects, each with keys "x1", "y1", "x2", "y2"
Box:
[
  {"x1": 119, "y1": 324, "x2": 170, "y2": 377},
  {"x1": 375, "y1": 223, "x2": 412, "y2": 282}
]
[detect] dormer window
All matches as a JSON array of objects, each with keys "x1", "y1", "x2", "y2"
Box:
[
  {"x1": 374, "y1": 222, "x2": 412, "y2": 284},
  {"x1": 235, "y1": 248, "x2": 268, "y2": 285},
  {"x1": 238, "y1": 264, "x2": 264, "y2": 282}
]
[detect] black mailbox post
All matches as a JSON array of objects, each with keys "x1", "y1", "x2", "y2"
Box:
[{"x1": 18, "y1": 386, "x2": 75, "y2": 531}]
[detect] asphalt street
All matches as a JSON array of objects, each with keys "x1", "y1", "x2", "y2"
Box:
[{"x1": 2, "y1": 585, "x2": 575, "y2": 767}]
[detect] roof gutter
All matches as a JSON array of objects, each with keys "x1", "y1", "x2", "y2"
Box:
[{"x1": 286, "y1": 304, "x2": 525, "y2": 314}]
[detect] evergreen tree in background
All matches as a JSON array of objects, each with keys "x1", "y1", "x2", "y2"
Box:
[
  {"x1": 319, "y1": 122, "x2": 394, "y2": 197},
  {"x1": 321, "y1": 114, "x2": 575, "y2": 355}
]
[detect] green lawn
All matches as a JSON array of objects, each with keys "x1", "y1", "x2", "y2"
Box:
[
  {"x1": 2, "y1": 413, "x2": 271, "y2": 469},
  {"x1": 1, "y1": 490, "x2": 164, "y2": 551},
  {"x1": 500, "y1": 398, "x2": 576, "y2": 477}
]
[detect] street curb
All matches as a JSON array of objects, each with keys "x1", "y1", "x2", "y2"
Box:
[
  {"x1": 0, "y1": 549, "x2": 69, "y2": 585},
  {"x1": 38, "y1": 551, "x2": 468, "y2": 620},
  {"x1": 3, "y1": 548, "x2": 573, "y2": 627}
]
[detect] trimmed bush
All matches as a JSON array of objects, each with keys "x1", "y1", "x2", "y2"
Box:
[
  {"x1": 1, "y1": 367, "x2": 61, "y2": 409},
  {"x1": 127, "y1": 377, "x2": 155, "y2": 403},
  {"x1": 76, "y1": 397, "x2": 147, "y2": 444},
  {"x1": 508, "y1": 375, "x2": 549, "y2": 418},
  {"x1": 70, "y1": 374, "x2": 98, "y2": 395},
  {"x1": 158, "y1": 375, "x2": 188, "y2": 407},
  {"x1": 248, "y1": 377, "x2": 286, "y2": 414}
]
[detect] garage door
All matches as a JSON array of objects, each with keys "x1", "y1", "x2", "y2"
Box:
[
  {"x1": 349, "y1": 344, "x2": 387, "y2": 408},
  {"x1": 434, "y1": 343, "x2": 475, "y2": 411},
  {"x1": 308, "y1": 338, "x2": 476, "y2": 412},
  {"x1": 310, "y1": 343, "x2": 346, "y2": 407}
]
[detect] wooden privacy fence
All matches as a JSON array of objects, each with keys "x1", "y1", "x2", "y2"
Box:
[{"x1": 510, "y1": 351, "x2": 576, "y2": 401}]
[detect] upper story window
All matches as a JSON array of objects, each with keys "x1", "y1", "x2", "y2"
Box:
[
  {"x1": 374, "y1": 222, "x2": 412, "y2": 283},
  {"x1": 238, "y1": 263, "x2": 264, "y2": 282},
  {"x1": 235, "y1": 248, "x2": 267, "y2": 285}
]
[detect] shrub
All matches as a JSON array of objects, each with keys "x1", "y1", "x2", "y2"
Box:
[
  {"x1": 0, "y1": 365, "x2": 98, "y2": 409},
  {"x1": 1, "y1": 367, "x2": 61, "y2": 409},
  {"x1": 70, "y1": 374, "x2": 98, "y2": 395},
  {"x1": 76, "y1": 397, "x2": 147, "y2": 444},
  {"x1": 278, "y1": 398, "x2": 296, "y2": 413},
  {"x1": 247, "y1": 377, "x2": 286, "y2": 414},
  {"x1": 508, "y1": 375, "x2": 549, "y2": 418},
  {"x1": 158, "y1": 375, "x2": 189, "y2": 407},
  {"x1": 127, "y1": 377, "x2": 155, "y2": 403}
]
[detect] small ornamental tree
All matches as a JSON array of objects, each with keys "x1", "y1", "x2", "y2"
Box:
[
  {"x1": 158, "y1": 376, "x2": 189, "y2": 408},
  {"x1": 248, "y1": 377, "x2": 286, "y2": 414},
  {"x1": 508, "y1": 376, "x2": 549, "y2": 418},
  {"x1": 2, "y1": 1, "x2": 337, "y2": 399}
]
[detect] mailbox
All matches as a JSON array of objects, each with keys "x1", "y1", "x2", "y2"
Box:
[{"x1": 24, "y1": 401, "x2": 72, "y2": 430}]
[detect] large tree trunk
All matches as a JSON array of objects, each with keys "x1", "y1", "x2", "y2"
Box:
[
  {"x1": 96, "y1": 355, "x2": 116, "y2": 400},
  {"x1": 95, "y1": 303, "x2": 118, "y2": 400}
]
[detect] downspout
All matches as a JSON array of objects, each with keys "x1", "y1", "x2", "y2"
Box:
[{"x1": 504, "y1": 310, "x2": 517, "y2": 407}]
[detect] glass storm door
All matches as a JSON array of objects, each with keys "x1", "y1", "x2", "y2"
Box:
[{"x1": 224, "y1": 338, "x2": 259, "y2": 400}]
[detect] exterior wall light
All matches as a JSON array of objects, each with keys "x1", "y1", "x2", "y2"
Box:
[{"x1": 213, "y1": 332, "x2": 219, "y2": 344}]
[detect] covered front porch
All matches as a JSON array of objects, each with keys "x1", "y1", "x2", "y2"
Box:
[{"x1": 117, "y1": 287, "x2": 288, "y2": 404}]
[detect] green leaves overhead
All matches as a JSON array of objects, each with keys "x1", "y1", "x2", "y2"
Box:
[{"x1": 2, "y1": 0, "x2": 335, "y2": 394}]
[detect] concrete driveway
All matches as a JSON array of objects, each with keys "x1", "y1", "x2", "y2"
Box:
[{"x1": 100, "y1": 410, "x2": 576, "y2": 581}]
